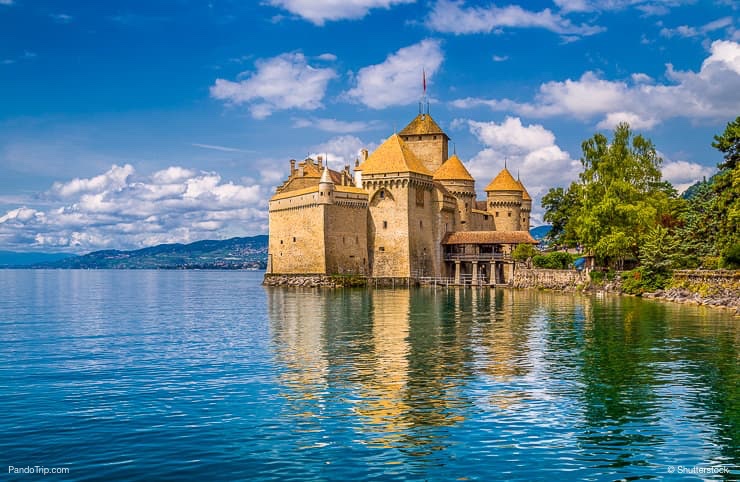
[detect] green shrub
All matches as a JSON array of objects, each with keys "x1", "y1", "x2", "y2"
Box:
[
  {"x1": 621, "y1": 267, "x2": 669, "y2": 295},
  {"x1": 720, "y1": 243, "x2": 740, "y2": 269},
  {"x1": 533, "y1": 251, "x2": 575, "y2": 269},
  {"x1": 589, "y1": 270, "x2": 605, "y2": 283}
]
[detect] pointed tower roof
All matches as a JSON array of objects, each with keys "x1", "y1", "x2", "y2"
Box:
[
  {"x1": 320, "y1": 166, "x2": 333, "y2": 184},
  {"x1": 398, "y1": 113, "x2": 446, "y2": 136},
  {"x1": 516, "y1": 179, "x2": 532, "y2": 201},
  {"x1": 485, "y1": 168, "x2": 523, "y2": 192},
  {"x1": 358, "y1": 134, "x2": 431, "y2": 176},
  {"x1": 433, "y1": 154, "x2": 474, "y2": 181}
]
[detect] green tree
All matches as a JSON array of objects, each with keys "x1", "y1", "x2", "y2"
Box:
[
  {"x1": 542, "y1": 183, "x2": 581, "y2": 247},
  {"x1": 711, "y1": 116, "x2": 740, "y2": 258},
  {"x1": 512, "y1": 243, "x2": 538, "y2": 267},
  {"x1": 572, "y1": 123, "x2": 675, "y2": 268}
]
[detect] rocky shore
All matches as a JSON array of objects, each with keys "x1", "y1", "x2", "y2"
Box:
[
  {"x1": 263, "y1": 274, "x2": 367, "y2": 288},
  {"x1": 643, "y1": 288, "x2": 740, "y2": 313}
]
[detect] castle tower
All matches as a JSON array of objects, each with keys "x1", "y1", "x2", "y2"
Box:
[
  {"x1": 398, "y1": 113, "x2": 449, "y2": 174},
  {"x1": 357, "y1": 133, "x2": 436, "y2": 278},
  {"x1": 433, "y1": 154, "x2": 476, "y2": 230},
  {"x1": 516, "y1": 177, "x2": 532, "y2": 230},
  {"x1": 318, "y1": 166, "x2": 334, "y2": 205},
  {"x1": 485, "y1": 168, "x2": 523, "y2": 232}
]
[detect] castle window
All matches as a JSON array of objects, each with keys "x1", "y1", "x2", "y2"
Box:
[
  {"x1": 508, "y1": 212, "x2": 512, "y2": 217},
  {"x1": 465, "y1": 203, "x2": 468, "y2": 209},
  {"x1": 280, "y1": 240, "x2": 283, "y2": 244},
  {"x1": 379, "y1": 190, "x2": 385, "y2": 199},
  {"x1": 320, "y1": 192, "x2": 323, "y2": 196},
  {"x1": 418, "y1": 136, "x2": 422, "y2": 140},
  {"x1": 484, "y1": 215, "x2": 489, "y2": 220},
  {"x1": 379, "y1": 246, "x2": 385, "y2": 252},
  {"x1": 355, "y1": 236, "x2": 359, "y2": 243},
  {"x1": 415, "y1": 188, "x2": 424, "y2": 206},
  {"x1": 420, "y1": 220, "x2": 423, "y2": 228},
  {"x1": 293, "y1": 237, "x2": 296, "y2": 242},
  {"x1": 496, "y1": 212, "x2": 499, "y2": 217},
  {"x1": 433, "y1": 135, "x2": 437, "y2": 140},
  {"x1": 383, "y1": 221, "x2": 388, "y2": 229}
]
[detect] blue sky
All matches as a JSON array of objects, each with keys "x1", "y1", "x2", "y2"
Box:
[{"x1": 1, "y1": 0, "x2": 738, "y2": 252}]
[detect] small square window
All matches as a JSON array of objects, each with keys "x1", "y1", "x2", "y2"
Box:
[
  {"x1": 420, "y1": 220, "x2": 423, "y2": 228},
  {"x1": 496, "y1": 212, "x2": 499, "y2": 217},
  {"x1": 379, "y1": 246, "x2": 385, "y2": 252},
  {"x1": 379, "y1": 190, "x2": 385, "y2": 199},
  {"x1": 383, "y1": 221, "x2": 388, "y2": 229},
  {"x1": 293, "y1": 237, "x2": 296, "y2": 242},
  {"x1": 508, "y1": 212, "x2": 512, "y2": 217}
]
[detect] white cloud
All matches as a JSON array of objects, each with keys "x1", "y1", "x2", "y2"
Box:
[
  {"x1": 660, "y1": 17, "x2": 733, "y2": 38},
  {"x1": 50, "y1": 13, "x2": 73, "y2": 23},
  {"x1": 661, "y1": 159, "x2": 715, "y2": 193},
  {"x1": 316, "y1": 53, "x2": 337, "y2": 61},
  {"x1": 210, "y1": 52, "x2": 337, "y2": 119},
  {"x1": 309, "y1": 135, "x2": 368, "y2": 168},
  {"x1": 492, "y1": 55, "x2": 509, "y2": 62},
  {"x1": 554, "y1": 0, "x2": 686, "y2": 14},
  {"x1": 596, "y1": 111, "x2": 658, "y2": 129},
  {"x1": 192, "y1": 143, "x2": 250, "y2": 153},
  {"x1": 0, "y1": 0, "x2": 14, "y2": 5},
  {"x1": 267, "y1": 0, "x2": 415, "y2": 25},
  {"x1": 292, "y1": 117, "x2": 381, "y2": 133},
  {"x1": 451, "y1": 40, "x2": 740, "y2": 129},
  {"x1": 426, "y1": 0, "x2": 603, "y2": 37},
  {"x1": 463, "y1": 117, "x2": 580, "y2": 224},
  {"x1": 0, "y1": 165, "x2": 267, "y2": 251},
  {"x1": 345, "y1": 39, "x2": 444, "y2": 109}
]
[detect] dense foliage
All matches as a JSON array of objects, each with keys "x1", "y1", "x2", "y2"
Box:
[
  {"x1": 532, "y1": 252, "x2": 574, "y2": 269},
  {"x1": 541, "y1": 118, "x2": 739, "y2": 293}
]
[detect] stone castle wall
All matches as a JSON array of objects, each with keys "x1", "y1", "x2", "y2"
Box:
[
  {"x1": 325, "y1": 202, "x2": 368, "y2": 275},
  {"x1": 268, "y1": 192, "x2": 326, "y2": 274},
  {"x1": 402, "y1": 135, "x2": 447, "y2": 173}
]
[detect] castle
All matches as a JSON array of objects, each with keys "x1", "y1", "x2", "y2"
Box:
[{"x1": 266, "y1": 112, "x2": 537, "y2": 284}]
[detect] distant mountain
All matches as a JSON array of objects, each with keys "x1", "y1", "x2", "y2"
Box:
[
  {"x1": 530, "y1": 225, "x2": 552, "y2": 241},
  {"x1": 0, "y1": 251, "x2": 76, "y2": 268},
  {"x1": 35, "y1": 235, "x2": 268, "y2": 270}
]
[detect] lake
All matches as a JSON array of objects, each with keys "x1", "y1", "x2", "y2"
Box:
[{"x1": 0, "y1": 270, "x2": 737, "y2": 481}]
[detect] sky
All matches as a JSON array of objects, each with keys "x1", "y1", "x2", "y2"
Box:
[{"x1": 0, "y1": 0, "x2": 738, "y2": 253}]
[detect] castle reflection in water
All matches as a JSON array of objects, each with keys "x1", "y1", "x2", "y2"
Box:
[{"x1": 265, "y1": 286, "x2": 738, "y2": 470}]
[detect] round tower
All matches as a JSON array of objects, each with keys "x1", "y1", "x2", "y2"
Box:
[
  {"x1": 318, "y1": 166, "x2": 334, "y2": 205},
  {"x1": 485, "y1": 168, "x2": 523, "y2": 231},
  {"x1": 433, "y1": 154, "x2": 475, "y2": 229},
  {"x1": 517, "y1": 178, "x2": 532, "y2": 231}
]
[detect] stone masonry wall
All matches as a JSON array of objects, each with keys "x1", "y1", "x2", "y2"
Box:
[{"x1": 512, "y1": 268, "x2": 588, "y2": 291}]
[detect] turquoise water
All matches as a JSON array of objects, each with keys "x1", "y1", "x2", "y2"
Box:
[{"x1": 0, "y1": 270, "x2": 737, "y2": 481}]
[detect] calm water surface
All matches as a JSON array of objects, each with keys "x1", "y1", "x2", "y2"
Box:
[{"x1": 0, "y1": 270, "x2": 737, "y2": 481}]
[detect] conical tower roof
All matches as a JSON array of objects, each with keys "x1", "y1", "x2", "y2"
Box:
[
  {"x1": 433, "y1": 154, "x2": 474, "y2": 181},
  {"x1": 320, "y1": 166, "x2": 333, "y2": 184},
  {"x1": 398, "y1": 113, "x2": 446, "y2": 136},
  {"x1": 516, "y1": 179, "x2": 531, "y2": 201},
  {"x1": 358, "y1": 134, "x2": 431, "y2": 176},
  {"x1": 485, "y1": 168, "x2": 522, "y2": 192}
]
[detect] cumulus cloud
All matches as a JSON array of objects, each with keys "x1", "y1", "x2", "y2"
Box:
[
  {"x1": 451, "y1": 40, "x2": 740, "y2": 129},
  {"x1": 309, "y1": 135, "x2": 368, "y2": 167},
  {"x1": 0, "y1": 165, "x2": 267, "y2": 251},
  {"x1": 461, "y1": 117, "x2": 580, "y2": 224},
  {"x1": 426, "y1": 0, "x2": 603, "y2": 37},
  {"x1": 267, "y1": 0, "x2": 415, "y2": 25},
  {"x1": 210, "y1": 52, "x2": 337, "y2": 119},
  {"x1": 292, "y1": 117, "x2": 382, "y2": 133},
  {"x1": 345, "y1": 39, "x2": 444, "y2": 109},
  {"x1": 661, "y1": 159, "x2": 715, "y2": 193}
]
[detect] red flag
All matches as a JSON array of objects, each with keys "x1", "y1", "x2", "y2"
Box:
[{"x1": 423, "y1": 69, "x2": 426, "y2": 94}]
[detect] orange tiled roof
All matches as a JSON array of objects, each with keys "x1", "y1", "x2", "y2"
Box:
[
  {"x1": 433, "y1": 154, "x2": 474, "y2": 181},
  {"x1": 398, "y1": 113, "x2": 446, "y2": 136},
  {"x1": 485, "y1": 168, "x2": 523, "y2": 192},
  {"x1": 270, "y1": 186, "x2": 316, "y2": 201},
  {"x1": 442, "y1": 231, "x2": 537, "y2": 245},
  {"x1": 358, "y1": 134, "x2": 431, "y2": 176},
  {"x1": 516, "y1": 179, "x2": 532, "y2": 201}
]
